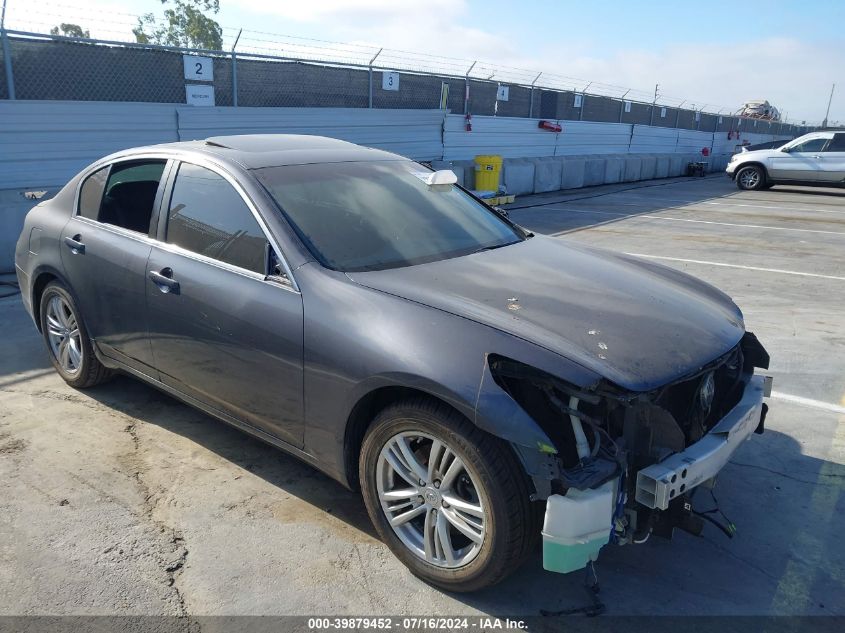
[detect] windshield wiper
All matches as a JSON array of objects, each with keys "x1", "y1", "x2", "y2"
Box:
[{"x1": 471, "y1": 241, "x2": 520, "y2": 255}]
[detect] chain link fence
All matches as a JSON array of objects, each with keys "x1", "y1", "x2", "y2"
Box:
[{"x1": 0, "y1": 29, "x2": 812, "y2": 137}]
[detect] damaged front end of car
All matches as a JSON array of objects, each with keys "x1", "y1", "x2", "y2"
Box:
[{"x1": 487, "y1": 332, "x2": 772, "y2": 574}]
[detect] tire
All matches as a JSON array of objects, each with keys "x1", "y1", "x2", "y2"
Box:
[
  {"x1": 359, "y1": 397, "x2": 540, "y2": 592},
  {"x1": 39, "y1": 280, "x2": 112, "y2": 389},
  {"x1": 736, "y1": 165, "x2": 766, "y2": 190}
]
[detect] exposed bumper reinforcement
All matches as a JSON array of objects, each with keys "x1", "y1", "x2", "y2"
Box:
[{"x1": 635, "y1": 375, "x2": 766, "y2": 510}]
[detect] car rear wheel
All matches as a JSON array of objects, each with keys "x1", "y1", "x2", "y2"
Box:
[
  {"x1": 736, "y1": 165, "x2": 766, "y2": 190},
  {"x1": 359, "y1": 397, "x2": 540, "y2": 592},
  {"x1": 39, "y1": 281, "x2": 112, "y2": 389}
]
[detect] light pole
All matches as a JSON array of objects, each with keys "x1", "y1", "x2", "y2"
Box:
[{"x1": 822, "y1": 83, "x2": 836, "y2": 128}]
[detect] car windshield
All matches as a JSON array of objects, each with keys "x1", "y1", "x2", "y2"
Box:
[{"x1": 253, "y1": 161, "x2": 524, "y2": 272}]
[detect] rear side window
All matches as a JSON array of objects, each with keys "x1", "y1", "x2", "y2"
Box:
[
  {"x1": 98, "y1": 160, "x2": 166, "y2": 233},
  {"x1": 165, "y1": 163, "x2": 269, "y2": 275},
  {"x1": 78, "y1": 167, "x2": 109, "y2": 220},
  {"x1": 825, "y1": 133, "x2": 845, "y2": 152}
]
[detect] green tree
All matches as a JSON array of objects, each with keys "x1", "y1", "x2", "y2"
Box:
[
  {"x1": 50, "y1": 23, "x2": 91, "y2": 38},
  {"x1": 133, "y1": 0, "x2": 223, "y2": 50}
]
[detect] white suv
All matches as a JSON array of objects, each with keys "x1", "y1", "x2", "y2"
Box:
[{"x1": 726, "y1": 130, "x2": 845, "y2": 190}]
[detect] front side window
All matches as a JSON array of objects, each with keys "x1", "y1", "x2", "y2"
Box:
[
  {"x1": 165, "y1": 163, "x2": 269, "y2": 275},
  {"x1": 254, "y1": 161, "x2": 524, "y2": 272},
  {"x1": 789, "y1": 137, "x2": 829, "y2": 153},
  {"x1": 98, "y1": 160, "x2": 167, "y2": 233}
]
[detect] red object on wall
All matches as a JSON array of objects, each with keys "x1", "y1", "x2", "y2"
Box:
[
  {"x1": 701, "y1": 147, "x2": 710, "y2": 156},
  {"x1": 538, "y1": 120, "x2": 562, "y2": 133},
  {"x1": 465, "y1": 113, "x2": 472, "y2": 132}
]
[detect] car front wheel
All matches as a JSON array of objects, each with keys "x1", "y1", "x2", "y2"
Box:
[
  {"x1": 39, "y1": 280, "x2": 112, "y2": 389},
  {"x1": 359, "y1": 398, "x2": 539, "y2": 592},
  {"x1": 736, "y1": 165, "x2": 766, "y2": 190}
]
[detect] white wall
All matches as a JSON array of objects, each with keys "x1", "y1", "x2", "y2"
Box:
[
  {"x1": 177, "y1": 107, "x2": 444, "y2": 163},
  {"x1": 0, "y1": 101, "x2": 792, "y2": 190},
  {"x1": 0, "y1": 101, "x2": 792, "y2": 268},
  {"x1": 0, "y1": 101, "x2": 179, "y2": 190},
  {"x1": 0, "y1": 102, "x2": 445, "y2": 190},
  {"x1": 446, "y1": 115, "x2": 788, "y2": 160}
]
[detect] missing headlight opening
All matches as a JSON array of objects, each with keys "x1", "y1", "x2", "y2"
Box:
[{"x1": 490, "y1": 331, "x2": 771, "y2": 574}]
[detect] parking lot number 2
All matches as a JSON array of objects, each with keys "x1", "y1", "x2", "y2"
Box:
[{"x1": 183, "y1": 55, "x2": 214, "y2": 82}]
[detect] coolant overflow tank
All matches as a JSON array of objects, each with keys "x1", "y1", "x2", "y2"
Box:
[{"x1": 542, "y1": 479, "x2": 615, "y2": 574}]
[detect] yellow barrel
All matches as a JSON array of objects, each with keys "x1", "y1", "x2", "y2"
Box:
[{"x1": 474, "y1": 155, "x2": 503, "y2": 191}]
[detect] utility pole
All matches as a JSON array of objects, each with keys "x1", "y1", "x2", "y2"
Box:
[{"x1": 822, "y1": 83, "x2": 836, "y2": 128}]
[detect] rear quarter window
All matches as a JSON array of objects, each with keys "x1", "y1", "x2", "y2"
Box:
[{"x1": 77, "y1": 167, "x2": 109, "y2": 220}]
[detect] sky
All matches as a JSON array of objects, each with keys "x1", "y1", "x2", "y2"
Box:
[{"x1": 6, "y1": 0, "x2": 844, "y2": 124}]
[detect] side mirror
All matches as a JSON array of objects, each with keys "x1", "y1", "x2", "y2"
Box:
[{"x1": 265, "y1": 244, "x2": 289, "y2": 282}]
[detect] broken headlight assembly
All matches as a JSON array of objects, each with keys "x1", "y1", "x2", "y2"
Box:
[{"x1": 488, "y1": 331, "x2": 771, "y2": 573}]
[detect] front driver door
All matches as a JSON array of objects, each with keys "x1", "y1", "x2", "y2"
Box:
[
  {"x1": 768, "y1": 136, "x2": 830, "y2": 181},
  {"x1": 145, "y1": 161, "x2": 304, "y2": 447}
]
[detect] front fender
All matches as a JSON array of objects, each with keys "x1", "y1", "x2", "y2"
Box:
[{"x1": 298, "y1": 262, "x2": 605, "y2": 486}]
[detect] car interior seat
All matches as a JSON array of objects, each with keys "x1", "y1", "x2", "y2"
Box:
[{"x1": 99, "y1": 181, "x2": 159, "y2": 233}]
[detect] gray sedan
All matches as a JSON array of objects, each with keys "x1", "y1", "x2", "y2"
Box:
[{"x1": 15, "y1": 135, "x2": 771, "y2": 591}]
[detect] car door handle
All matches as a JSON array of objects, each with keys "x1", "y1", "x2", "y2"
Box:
[
  {"x1": 149, "y1": 268, "x2": 180, "y2": 294},
  {"x1": 63, "y1": 235, "x2": 85, "y2": 254},
  {"x1": 813, "y1": 155, "x2": 823, "y2": 159}
]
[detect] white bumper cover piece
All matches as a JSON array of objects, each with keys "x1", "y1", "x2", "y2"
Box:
[{"x1": 635, "y1": 375, "x2": 766, "y2": 510}]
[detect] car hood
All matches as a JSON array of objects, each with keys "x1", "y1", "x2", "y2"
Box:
[
  {"x1": 346, "y1": 235, "x2": 745, "y2": 392},
  {"x1": 738, "y1": 148, "x2": 782, "y2": 159}
]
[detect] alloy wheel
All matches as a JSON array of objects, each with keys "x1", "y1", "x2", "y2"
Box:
[
  {"x1": 376, "y1": 431, "x2": 487, "y2": 568},
  {"x1": 45, "y1": 295, "x2": 82, "y2": 375},
  {"x1": 739, "y1": 168, "x2": 761, "y2": 189}
]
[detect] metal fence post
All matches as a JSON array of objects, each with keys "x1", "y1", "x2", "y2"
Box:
[
  {"x1": 618, "y1": 90, "x2": 630, "y2": 124},
  {"x1": 1, "y1": 0, "x2": 15, "y2": 100},
  {"x1": 463, "y1": 61, "x2": 476, "y2": 115},
  {"x1": 368, "y1": 48, "x2": 382, "y2": 109},
  {"x1": 231, "y1": 29, "x2": 241, "y2": 107},
  {"x1": 528, "y1": 72, "x2": 541, "y2": 118}
]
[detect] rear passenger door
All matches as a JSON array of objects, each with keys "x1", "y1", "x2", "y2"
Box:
[
  {"x1": 818, "y1": 133, "x2": 845, "y2": 183},
  {"x1": 60, "y1": 158, "x2": 171, "y2": 376},
  {"x1": 145, "y1": 161, "x2": 305, "y2": 447}
]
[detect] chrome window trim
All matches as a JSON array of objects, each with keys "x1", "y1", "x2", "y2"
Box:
[
  {"x1": 72, "y1": 151, "x2": 300, "y2": 292},
  {"x1": 71, "y1": 216, "x2": 294, "y2": 287}
]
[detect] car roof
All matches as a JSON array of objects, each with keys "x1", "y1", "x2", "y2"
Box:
[{"x1": 134, "y1": 134, "x2": 407, "y2": 169}]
